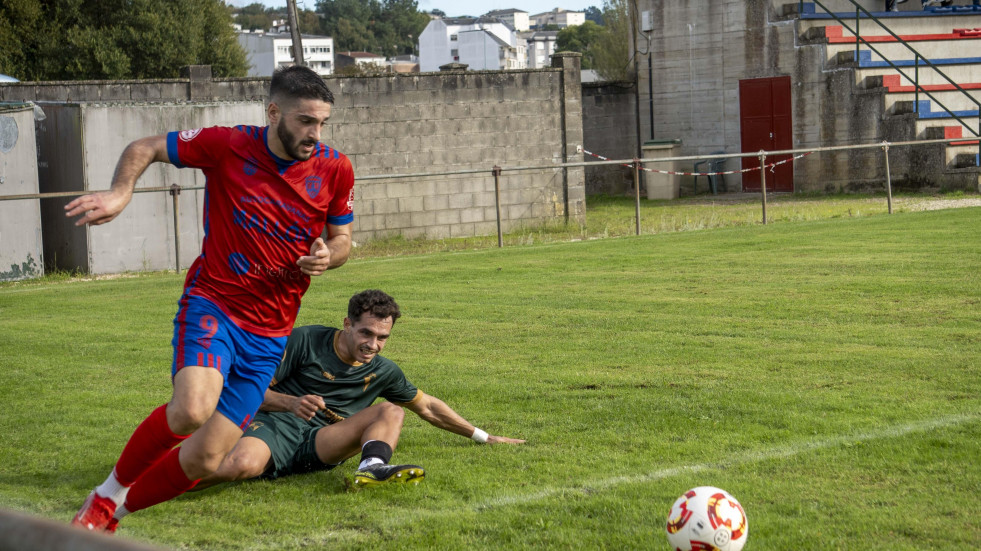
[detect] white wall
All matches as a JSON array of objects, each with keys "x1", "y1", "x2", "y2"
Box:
[
  {"x1": 459, "y1": 31, "x2": 501, "y2": 70},
  {"x1": 419, "y1": 20, "x2": 454, "y2": 72}
]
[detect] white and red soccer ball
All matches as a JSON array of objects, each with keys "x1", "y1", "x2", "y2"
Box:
[{"x1": 665, "y1": 486, "x2": 748, "y2": 551}]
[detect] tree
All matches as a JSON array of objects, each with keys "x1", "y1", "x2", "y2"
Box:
[
  {"x1": 316, "y1": 0, "x2": 428, "y2": 57},
  {"x1": 0, "y1": 0, "x2": 247, "y2": 81},
  {"x1": 554, "y1": 0, "x2": 630, "y2": 80},
  {"x1": 592, "y1": 0, "x2": 630, "y2": 81},
  {"x1": 584, "y1": 6, "x2": 604, "y2": 25},
  {"x1": 235, "y1": 2, "x2": 273, "y2": 32},
  {"x1": 555, "y1": 20, "x2": 604, "y2": 70}
]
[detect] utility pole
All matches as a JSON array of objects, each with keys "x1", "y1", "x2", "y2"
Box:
[{"x1": 286, "y1": 0, "x2": 305, "y2": 66}]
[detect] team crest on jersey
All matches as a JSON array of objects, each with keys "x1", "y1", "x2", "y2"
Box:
[
  {"x1": 305, "y1": 175, "x2": 322, "y2": 199},
  {"x1": 179, "y1": 128, "x2": 202, "y2": 142},
  {"x1": 243, "y1": 156, "x2": 258, "y2": 176}
]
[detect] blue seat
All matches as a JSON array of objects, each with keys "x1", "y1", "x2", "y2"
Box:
[{"x1": 693, "y1": 151, "x2": 727, "y2": 195}]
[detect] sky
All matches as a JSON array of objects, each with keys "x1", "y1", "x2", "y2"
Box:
[{"x1": 229, "y1": 1, "x2": 600, "y2": 18}]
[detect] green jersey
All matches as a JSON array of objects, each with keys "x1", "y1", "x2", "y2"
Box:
[{"x1": 269, "y1": 325, "x2": 420, "y2": 427}]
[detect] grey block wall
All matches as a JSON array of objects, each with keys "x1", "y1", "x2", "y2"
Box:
[
  {"x1": 22, "y1": 55, "x2": 586, "y2": 275},
  {"x1": 582, "y1": 81, "x2": 638, "y2": 195}
]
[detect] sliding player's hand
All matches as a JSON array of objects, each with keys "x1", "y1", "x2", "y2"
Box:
[
  {"x1": 290, "y1": 394, "x2": 326, "y2": 421},
  {"x1": 487, "y1": 434, "x2": 526, "y2": 445},
  {"x1": 297, "y1": 237, "x2": 331, "y2": 276}
]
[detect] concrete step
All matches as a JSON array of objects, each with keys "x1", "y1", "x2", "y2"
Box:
[
  {"x1": 833, "y1": 49, "x2": 981, "y2": 67},
  {"x1": 892, "y1": 98, "x2": 981, "y2": 117},
  {"x1": 802, "y1": 23, "x2": 981, "y2": 43},
  {"x1": 852, "y1": 64, "x2": 981, "y2": 86},
  {"x1": 922, "y1": 126, "x2": 980, "y2": 166},
  {"x1": 862, "y1": 74, "x2": 981, "y2": 91},
  {"x1": 789, "y1": 0, "x2": 981, "y2": 19},
  {"x1": 881, "y1": 89, "x2": 981, "y2": 113},
  {"x1": 824, "y1": 39, "x2": 981, "y2": 65}
]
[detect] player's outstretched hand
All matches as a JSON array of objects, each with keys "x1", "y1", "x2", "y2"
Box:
[
  {"x1": 290, "y1": 394, "x2": 326, "y2": 421},
  {"x1": 487, "y1": 435, "x2": 526, "y2": 445},
  {"x1": 297, "y1": 237, "x2": 331, "y2": 276},
  {"x1": 64, "y1": 191, "x2": 130, "y2": 226}
]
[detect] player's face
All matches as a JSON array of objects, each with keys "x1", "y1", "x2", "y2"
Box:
[
  {"x1": 342, "y1": 313, "x2": 394, "y2": 364},
  {"x1": 271, "y1": 98, "x2": 332, "y2": 161}
]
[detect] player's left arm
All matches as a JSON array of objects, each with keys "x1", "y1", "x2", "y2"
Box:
[
  {"x1": 402, "y1": 391, "x2": 526, "y2": 445},
  {"x1": 297, "y1": 223, "x2": 351, "y2": 276}
]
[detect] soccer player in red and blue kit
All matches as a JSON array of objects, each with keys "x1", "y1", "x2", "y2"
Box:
[{"x1": 65, "y1": 66, "x2": 353, "y2": 533}]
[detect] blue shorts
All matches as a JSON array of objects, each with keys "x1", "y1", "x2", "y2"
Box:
[{"x1": 171, "y1": 294, "x2": 287, "y2": 431}]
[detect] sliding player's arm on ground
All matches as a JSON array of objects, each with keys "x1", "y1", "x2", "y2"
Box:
[
  {"x1": 259, "y1": 389, "x2": 324, "y2": 422},
  {"x1": 64, "y1": 135, "x2": 169, "y2": 226},
  {"x1": 401, "y1": 391, "x2": 526, "y2": 445}
]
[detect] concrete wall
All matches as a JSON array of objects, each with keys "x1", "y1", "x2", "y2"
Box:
[
  {"x1": 37, "y1": 103, "x2": 264, "y2": 274},
  {"x1": 635, "y1": 0, "x2": 980, "y2": 192},
  {"x1": 0, "y1": 104, "x2": 43, "y2": 280},
  {"x1": 581, "y1": 81, "x2": 638, "y2": 195},
  {"x1": 20, "y1": 55, "x2": 585, "y2": 275}
]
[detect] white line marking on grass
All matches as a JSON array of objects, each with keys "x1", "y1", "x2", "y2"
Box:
[{"x1": 473, "y1": 412, "x2": 980, "y2": 511}]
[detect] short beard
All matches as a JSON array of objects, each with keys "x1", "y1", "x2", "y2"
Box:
[{"x1": 276, "y1": 121, "x2": 315, "y2": 161}]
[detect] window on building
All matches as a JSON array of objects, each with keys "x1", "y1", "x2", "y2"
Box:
[
  {"x1": 450, "y1": 49, "x2": 458, "y2": 57},
  {"x1": 450, "y1": 34, "x2": 457, "y2": 41}
]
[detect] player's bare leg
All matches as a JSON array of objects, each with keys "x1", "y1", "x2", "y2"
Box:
[{"x1": 196, "y1": 436, "x2": 274, "y2": 489}]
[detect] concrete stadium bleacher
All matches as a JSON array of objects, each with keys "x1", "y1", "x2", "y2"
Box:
[{"x1": 793, "y1": 0, "x2": 981, "y2": 172}]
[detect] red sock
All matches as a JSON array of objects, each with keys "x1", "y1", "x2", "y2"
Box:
[
  {"x1": 115, "y1": 404, "x2": 189, "y2": 486},
  {"x1": 123, "y1": 448, "x2": 200, "y2": 513}
]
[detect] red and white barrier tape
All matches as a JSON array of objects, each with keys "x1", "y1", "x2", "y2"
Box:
[{"x1": 582, "y1": 149, "x2": 813, "y2": 175}]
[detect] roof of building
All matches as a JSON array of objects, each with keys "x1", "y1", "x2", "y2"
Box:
[
  {"x1": 484, "y1": 8, "x2": 528, "y2": 16},
  {"x1": 442, "y1": 17, "x2": 477, "y2": 25},
  {"x1": 242, "y1": 32, "x2": 332, "y2": 40},
  {"x1": 337, "y1": 51, "x2": 385, "y2": 58},
  {"x1": 530, "y1": 8, "x2": 585, "y2": 18},
  {"x1": 518, "y1": 30, "x2": 559, "y2": 40}
]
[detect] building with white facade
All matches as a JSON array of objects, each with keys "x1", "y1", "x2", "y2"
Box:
[
  {"x1": 418, "y1": 16, "x2": 522, "y2": 72},
  {"x1": 519, "y1": 30, "x2": 558, "y2": 69},
  {"x1": 530, "y1": 8, "x2": 585, "y2": 29},
  {"x1": 484, "y1": 9, "x2": 529, "y2": 32},
  {"x1": 335, "y1": 51, "x2": 388, "y2": 72},
  {"x1": 237, "y1": 32, "x2": 335, "y2": 77}
]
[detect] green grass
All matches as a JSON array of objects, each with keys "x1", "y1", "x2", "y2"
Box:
[
  {"x1": 349, "y1": 192, "x2": 968, "y2": 258},
  {"x1": 1, "y1": 202, "x2": 980, "y2": 550}
]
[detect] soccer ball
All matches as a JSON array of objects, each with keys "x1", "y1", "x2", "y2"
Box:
[{"x1": 665, "y1": 486, "x2": 748, "y2": 551}]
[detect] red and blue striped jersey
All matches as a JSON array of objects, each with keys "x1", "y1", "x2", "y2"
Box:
[{"x1": 166, "y1": 125, "x2": 354, "y2": 337}]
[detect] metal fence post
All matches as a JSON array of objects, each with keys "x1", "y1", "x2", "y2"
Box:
[
  {"x1": 881, "y1": 142, "x2": 893, "y2": 214},
  {"x1": 492, "y1": 166, "x2": 503, "y2": 248},
  {"x1": 170, "y1": 184, "x2": 182, "y2": 272},
  {"x1": 633, "y1": 159, "x2": 641, "y2": 236},
  {"x1": 759, "y1": 151, "x2": 768, "y2": 225}
]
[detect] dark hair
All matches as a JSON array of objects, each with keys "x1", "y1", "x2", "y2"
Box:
[
  {"x1": 348, "y1": 290, "x2": 401, "y2": 324},
  {"x1": 269, "y1": 65, "x2": 334, "y2": 105}
]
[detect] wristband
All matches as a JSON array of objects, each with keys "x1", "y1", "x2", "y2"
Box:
[{"x1": 471, "y1": 427, "x2": 489, "y2": 443}]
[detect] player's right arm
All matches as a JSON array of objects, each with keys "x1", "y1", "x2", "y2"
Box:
[
  {"x1": 259, "y1": 389, "x2": 325, "y2": 422},
  {"x1": 64, "y1": 134, "x2": 169, "y2": 226}
]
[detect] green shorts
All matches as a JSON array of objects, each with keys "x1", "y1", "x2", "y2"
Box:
[{"x1": 245, "y1": 411, "x2": 341, "y2": 480}]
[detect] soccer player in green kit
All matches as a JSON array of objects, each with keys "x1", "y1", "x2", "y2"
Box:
[{"x1": 198, "y1": 289, "x2": 525, "y2": 488}]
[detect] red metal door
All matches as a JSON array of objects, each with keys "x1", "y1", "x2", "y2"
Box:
[{"x1": 739, "y1": 76, "x2": 794, "y2": 192}]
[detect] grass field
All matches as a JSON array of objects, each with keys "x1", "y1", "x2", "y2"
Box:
[{"x1": 1, "y1": 203, "x2": 979, "y2": 550}]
